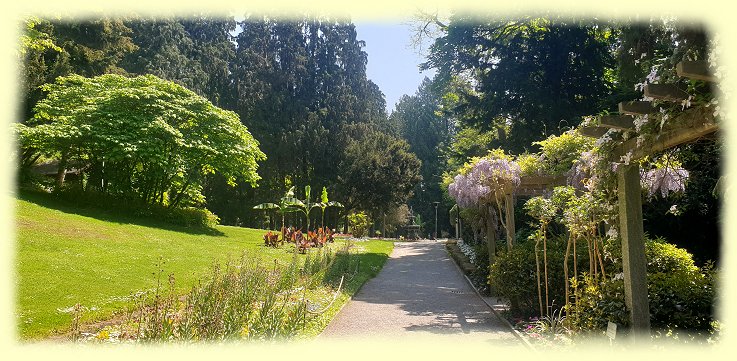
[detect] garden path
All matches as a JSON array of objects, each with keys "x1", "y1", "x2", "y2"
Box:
[{"x1": 320, "y1": 239, "x2": 521, "y2": 345}]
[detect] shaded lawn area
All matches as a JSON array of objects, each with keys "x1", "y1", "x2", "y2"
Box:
[{"x1": 14, "y1": 192, "x2": 393, "y2": 340}]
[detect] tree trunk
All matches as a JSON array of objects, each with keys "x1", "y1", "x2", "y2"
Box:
[
  {"x1": 505, "y1": 193, "x2": 515, "y2": 250},
  {"x1": 169, "y1": 177, "x2": 192, "y2": 208},
  {"x1": 55, "y1": 153, "x2": 69, "y2": 190},
  {"x1": 382, "y1": 212, "x2": 386, "y2": 238},
  {"x1": 485, "y1": 206, "x2": 497, "y2": 266},
  {"x1": 535, "y1": 234, "x2": 544, "y2": 317}
]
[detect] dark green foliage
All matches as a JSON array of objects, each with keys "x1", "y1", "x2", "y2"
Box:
[
  {"x1": 18, "y1": 15, "x2": 404, "y2": 229},
  {"x1": 569, "y1": 237, "x2": 717, "y2": 333},
  {"x1": 230, "y1": 17, "x2": 386, "y2": 194},
  {"x1": 643, "y1": 140, "x2": 722, "y2": 265},
  {"x1": 338, "y1": 124, "x2": 422, "y2": 217},
  {"x1": 20, "y1": 18, "x2": 138, "y2": 121},
  {"x1": 489, "y1": 235, "x2": 590, "y2": 315},
  {"x1": 423, "y1": 16, "x2": 615, "y2": 153},
  {"x1": 391, "y1": 77, "x2": 453, "y2": 237},
  {"x1": 47, "y1": 187, "x2": 220, "y2": 229}
]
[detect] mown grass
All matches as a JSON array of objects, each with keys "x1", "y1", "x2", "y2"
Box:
[{"x1": 15, "y1": 191, "x2": 393, "y2": 340}]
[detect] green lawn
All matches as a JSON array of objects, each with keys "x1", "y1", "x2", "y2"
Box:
[{"x1": 15, "y1": 191, "x2": 393, "y2": 340}]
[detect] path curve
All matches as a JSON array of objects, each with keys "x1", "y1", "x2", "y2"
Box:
[{"x1": 320, "y1": 240, "x2": 521, "y2": 345}]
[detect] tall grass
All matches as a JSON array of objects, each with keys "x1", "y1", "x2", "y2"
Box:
[{"x1": 75, "y1": 244, "x2": 354, "y2": 343}]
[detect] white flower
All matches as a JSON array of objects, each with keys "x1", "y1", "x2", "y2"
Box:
[
  {"x1": 634, "y1": 114, "x2": 649, "y2": 132},
  {"x1": 606, "y1": 227, "x2": 619, "y2": 239},
  {"x1": 620, "y1": 151, "x2": 633, "y2": 165},
  {"x1": 646, "y1": 65, "x2": 661, "y2": 84},
  {"x1": 668, "y1": 204, "x2": 679, "y2": 215}
]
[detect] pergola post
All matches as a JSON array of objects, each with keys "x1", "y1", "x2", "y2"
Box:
[{"x1": 617, "y1": 163, "x2": 651, "y2": 341}]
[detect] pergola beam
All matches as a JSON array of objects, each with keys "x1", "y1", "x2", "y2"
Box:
[
  {"x1": 578, "y1": 126, "x2": 609, "y2": 138},
  {"x1": 619, "y1": 101, "x2": 656, "y2": 115},
  {"x1": 599, "y1": 115, "x2": 634, "y2": 131},
  {"x1": 613, "y1": 106, "x2": 717, "y2": 160},
  {"x1": 676, "y1": 60, "x2": 716, "y2": 82},
  {"x1": 644, "y1": 84, "x2": 689, "y2": 102},
  {"x1": 516, "y1": 175, "x2": 567, "y2": 196}
]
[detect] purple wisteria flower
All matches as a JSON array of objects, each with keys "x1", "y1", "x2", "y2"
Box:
[
  {"x1": 568, "y1": 150, "x2": 599, "y2": 191},
  {"x1": 448, "y1": 156, "x2": 521, "y2": 207},
  {"x1": 640, "y1": 166, "x2": 689, "y2": 198}
]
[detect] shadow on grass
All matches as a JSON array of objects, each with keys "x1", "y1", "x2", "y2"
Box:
[
  {"x1": 323, "y1": 245, "x2": 391, "y2": 295},
  {"x1": 16, "y1": 189, "x2": 225, "y2": 237}
]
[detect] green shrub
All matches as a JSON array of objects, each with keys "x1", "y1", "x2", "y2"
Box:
[
  {"x1": 32, "y1": 187, "x2": 220, "y2": 229},
  {"x1": 468, "y1": 239, "x2": 491, "y2": 293},
  {"x1": 348, "y1": 212, "x2": 371, "y2": 238},
  {"x1": 489, "y1": 235, "x2": 590, "y2": 315},
  {"x1": 516, "y1": 153, "x2": 545, "y2": 177},
  {"x1": 162, "y1": 207, "x2": 220, "y2": 228},
  {"x1": 533, "y1": 131, "x2": 594, "y2": 176},
  {"x1": 569, "y1": 237, "x2": 717, "y2": 333}
]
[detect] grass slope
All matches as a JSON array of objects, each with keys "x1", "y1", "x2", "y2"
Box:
[{"x1": 15, "y1": 192, "x2": 393, "y2": 340}]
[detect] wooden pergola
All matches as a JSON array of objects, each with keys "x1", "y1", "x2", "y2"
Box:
[{"x1": 501, "y1": 60, "x2": 718, "y2": 341}]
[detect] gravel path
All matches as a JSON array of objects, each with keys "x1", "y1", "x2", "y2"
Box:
[{"x1": 319, "y1": 240, "x2": 521, "y2": 345}]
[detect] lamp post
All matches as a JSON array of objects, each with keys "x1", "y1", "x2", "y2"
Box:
[{"x1": 432, "y1": 201, "x2": 439, "y2": 239}]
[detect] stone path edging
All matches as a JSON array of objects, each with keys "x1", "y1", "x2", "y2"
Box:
[
  {"x1": 441, "y1": 243, "x2": 536, "y2": 350},
  {"x1": 319, "y1": 240, "x2": 522, "y2": 344}
]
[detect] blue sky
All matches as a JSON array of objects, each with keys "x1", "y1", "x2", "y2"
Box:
[{"x1": 353, "y1": 22, "x2": 436, "y2": 114}]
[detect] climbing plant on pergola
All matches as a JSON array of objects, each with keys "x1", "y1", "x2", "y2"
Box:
[{"x1": 504, "y1": 60, "x2": 719, "y2": 340}]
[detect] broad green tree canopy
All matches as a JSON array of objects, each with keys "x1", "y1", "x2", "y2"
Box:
[{"x1": 16, "y1": 73, "x2": 265, "y2": 208}]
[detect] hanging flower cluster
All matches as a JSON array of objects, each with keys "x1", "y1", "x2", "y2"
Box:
[
  {"x1": 448, "y1": 171, "x2": 489, "y2": 208},
  {"x1": 567, "y1": 150, "x2": 600, "y2": 192},
  {"x1": 448, "y1": 154, "x2": 521, "y2": 208},
  {"x1": 640, "y1": 165, "x2": 689, "y2": 198}
]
